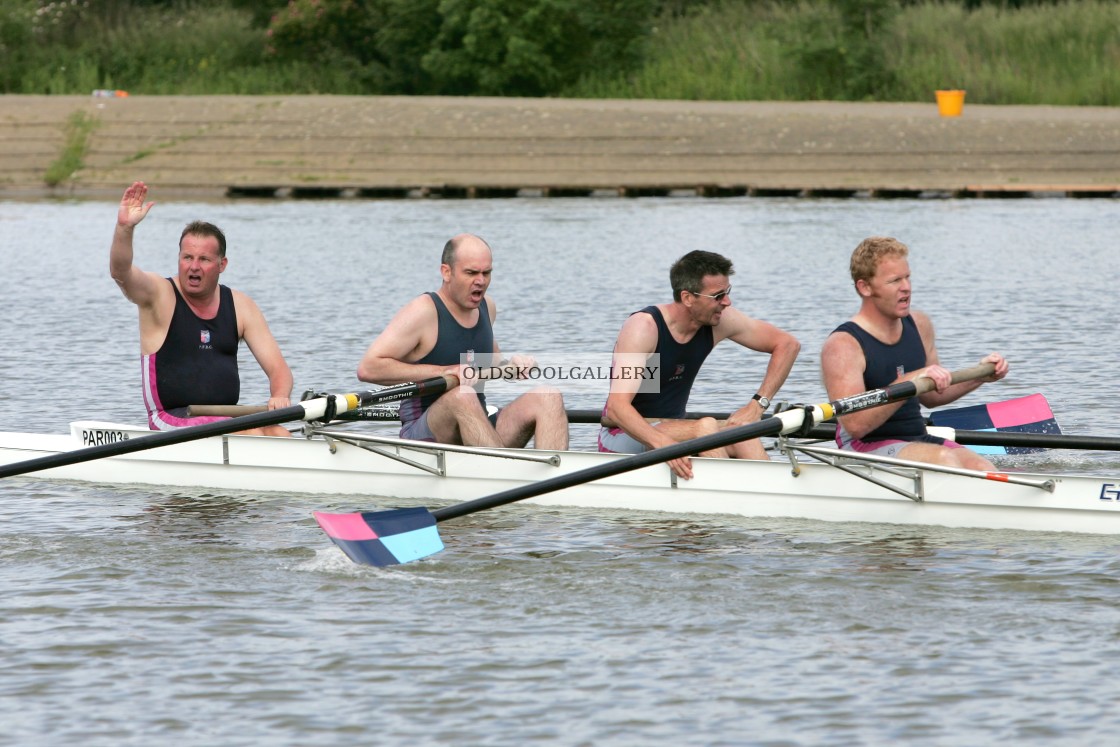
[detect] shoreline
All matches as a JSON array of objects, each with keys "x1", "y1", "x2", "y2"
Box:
[{"x1": 2, "y1": 95, "x2": 1118, "y2": 199}]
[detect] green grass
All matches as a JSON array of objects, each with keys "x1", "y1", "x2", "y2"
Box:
[
  {"x1": 889, "y1": 1, "x2": 1120, "y2": 104},
  {"x1": 569, "y1": 0, "x2": 1120, "y2": 105},
  {"x1": 44, "y1": 110, "x2": 98, "y2": 187}
]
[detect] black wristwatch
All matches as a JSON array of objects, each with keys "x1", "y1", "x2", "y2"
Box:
[{"x1": 752, "y1": 393, "x2": 770, "y2": 410}]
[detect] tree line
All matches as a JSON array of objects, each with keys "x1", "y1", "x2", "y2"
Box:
[{"x1": 1, "y1": 0, "x2": 1114, "y2": 104}]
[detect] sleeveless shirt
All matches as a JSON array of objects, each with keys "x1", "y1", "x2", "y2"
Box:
[
  {"x1": 833, "y1": 315, "x2": 926, "y2": 439},
  {"x1": 627, "y1": 305, "x2": 715, "y2": 419},
  {"x1": 142, "y1": 280, "x2": 240, "y2": 415},
  {"x1": 398, "y1": 292, "x2": 494, "y2": 423}
]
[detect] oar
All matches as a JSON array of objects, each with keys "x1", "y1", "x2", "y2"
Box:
[
  {"x1": 313, "y1": 363, "x2": 994, "y2": 567},
  {"x1": 189, "y1": 405, "x2": 741, "y2": 421},
  {"x1": 568, "y1": 408, "x2": 733, "y2": 425},
  {"x1": 188, "y1": 403, "x2": 403, "y2": 419},
  {"x1": 928, "y1": 429, "x2": 1120, "y2": 452},
  {"x1": 189, "y1": 365, "x2": 529, "y2": 419},
  {"x1": 187, "y1": 404, "x2": 269, "y2": 417},
  {"x1": 596, "y1": 391, "x2": 1059, "y2": 436},
  {"x1": 0, "y1": 375, "x2": 457, "y2": 480},
  {"x1": 198, "y1": 397, "x2": 1056, "y2": 439}
]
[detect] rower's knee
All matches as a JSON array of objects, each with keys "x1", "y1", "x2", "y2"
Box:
[
  {"x1": 951, "y1": 449, "x2": 997, "y2": 471},
  {"x1": 530, "y1": 385, "x2": 566, "y2": 414},
  {"x1": 694, "y1": 416, "x2": 720, "y2": 435},
  {"x1": 262, "y1": 425, "x2": 293, "y2": 438},
  {"x1": 694, "y1": 417, "x2": 732, "y2": 459},
  {"x1": 440, "y1": 391, "x2": 488, "y2": 417}
]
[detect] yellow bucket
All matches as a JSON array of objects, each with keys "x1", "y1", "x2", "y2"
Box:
[{"x1": 935, "y1": 89, "x2": 966, "y2": 117}]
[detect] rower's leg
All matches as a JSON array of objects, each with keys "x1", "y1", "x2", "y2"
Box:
[
  {"x1": 425, "y1": 391, "x2": 503, "y2": 447},
  {"x1": 952, "y1": 450, "x2": 999, "y2": 471},
  {"x1": 496, "y1": 386, "x2": 569, "y2": 450},
  {"x1": 244, "y1": 424, "x2": 294, "y2": 438},
  {"x1": 654, "y1": 417, "x2": 731, "y2": 459},
  {"x1": 897, "y1": 442, "x2": 998, "y2": 471},
  {"x1": 726, "y1": 436, "x2": 770, "y2": 461}
]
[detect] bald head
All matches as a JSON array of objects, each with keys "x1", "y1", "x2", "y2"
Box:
[{"x1": 442, "y1": 233, "x2": 492, "y2": 268}]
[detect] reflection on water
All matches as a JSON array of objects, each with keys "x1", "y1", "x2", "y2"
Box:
[{"x1": 131, "y1": 492, "x2": 266, "y2": 544}]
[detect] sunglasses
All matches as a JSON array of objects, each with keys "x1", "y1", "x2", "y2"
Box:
[{"x1": 688, "y1": 285, "x2": 732, "y2": 302}]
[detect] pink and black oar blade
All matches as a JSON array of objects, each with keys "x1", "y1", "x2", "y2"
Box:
[
  {"x1": 314, "y1": 507, "x2": 444, "y2": 566},
  {"x1": 930, "y1": 393, "x2": 1060, "y2": 454}
]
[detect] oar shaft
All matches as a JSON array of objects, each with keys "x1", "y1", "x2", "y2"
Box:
[
  {"x1": 0, "y1": 375, "x2": 456, "y2": 479},
  {"x1": 431, "y1": 364, "x2": 993, "y2": 523},
  {"x1": 430, "y1": 410, "x2": 776, "y2": 522},
  {"x1": 579, "y1": 409, "x2": 737, "y2": 426},
  {"x1": 945, "y1": 430, "x2": 1120, "y2": 452}
]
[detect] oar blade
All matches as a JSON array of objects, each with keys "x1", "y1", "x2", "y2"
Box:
[
  {"x1": 931, "y1": 393, "x2": 1060, "y2": 454},
  {"x1": 314, "y1": 508, "x2": 444, "y2": 567}
]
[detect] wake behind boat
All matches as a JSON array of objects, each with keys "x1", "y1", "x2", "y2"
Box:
[{"x1": 3, "y1": 417, "x2": 1120, "y2": 537}]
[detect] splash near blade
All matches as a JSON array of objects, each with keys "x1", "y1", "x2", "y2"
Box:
[{"x1": 314, "y1": 508, "x2": 443, "y2": 566}]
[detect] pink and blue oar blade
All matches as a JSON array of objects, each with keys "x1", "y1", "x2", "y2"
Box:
[
  {"x1": 930, "y1": 393, "x2": 1060, "y2": 454},
  {"x1": 314, "y1": 507, "x2": 444, "y2": 566}
]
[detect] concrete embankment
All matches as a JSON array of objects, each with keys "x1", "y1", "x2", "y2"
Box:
[{"x1": 2, "y1": 94, "x2": 1118, "y2": 199}]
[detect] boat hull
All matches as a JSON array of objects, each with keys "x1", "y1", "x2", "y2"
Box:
[{"x1": 3, "y1": 421, "x2": 1120, "y2": 535}]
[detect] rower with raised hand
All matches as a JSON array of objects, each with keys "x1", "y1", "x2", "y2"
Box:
[
  {"x1": 109, "y1": 181, "x2": 294, "y2": 436},
  {"x1": 820, "y1": 236, "x2": 1009, "y2": 469},
  {"x1": 357, "y1": 233, "x2": 569, "y2": 449},
  {"x1": 599, "y1": 250, "x2": 801, "y2": 479}
]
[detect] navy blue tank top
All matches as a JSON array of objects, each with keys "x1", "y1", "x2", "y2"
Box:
[
  {"x1": 628, "y1": 306, "x2": 714, "y2": 419},
  {"x1": 833, "y1": 315, "x2": 926, "y2": 439},
  {"x1": 151, "y1": 280, "x2": 240, "y2": 410},
  {"x1": 398, "y1": 292, "x2": 493, "y2": 422}
]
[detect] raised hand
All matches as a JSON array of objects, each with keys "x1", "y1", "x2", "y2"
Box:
[{"x1": 118, "y1": 181, "x2": 155, "y2": 228}]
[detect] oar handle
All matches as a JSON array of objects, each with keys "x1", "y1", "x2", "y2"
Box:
[
  {"x1": 188, "y1": 404, "x2": 267, "y2": 417},
  {"x1": 186, "y1": 374, "x2": 465, "y2": 418},
  {"x1": 927, "y1": 362, "x2": 996, "y2": 392}
]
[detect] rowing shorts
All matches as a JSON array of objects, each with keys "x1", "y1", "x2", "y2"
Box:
[
  {"x1": 148, "y1": 406, "x2": 228, "y2": 431},
  {"x1": 597, "y1": 426, "x2": 647, "y2": 454},
  {"x1": 400, "y1": 406, "x2": 500, "y2": 443},
  {"x1": 836, "y1": 427, "x2": 964, "y2": 459}
]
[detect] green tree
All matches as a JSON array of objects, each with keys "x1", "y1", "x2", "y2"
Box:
[
  {"x1": 421, "y1": 0, "x2": 656, "y2": 96},
  {"x1": 785, "y1": 0, "x2": 899, "y2": 100},
  {"x1": 264, "y1": 0, "x2": 657, "y2": 96}
]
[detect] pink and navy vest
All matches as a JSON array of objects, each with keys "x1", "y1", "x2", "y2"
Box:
[{"x1": 142, "y1": 280, "x2": 240, "y2": 427}]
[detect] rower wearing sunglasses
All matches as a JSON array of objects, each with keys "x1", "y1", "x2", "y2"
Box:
[{"x1": 599, "y1": 250, "x2": 801, "y2": 479}]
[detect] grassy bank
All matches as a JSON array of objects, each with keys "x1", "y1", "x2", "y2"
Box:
[
  {"x1": 570, "y1": 0, "x2": 1120, "y2": 105},
  {"x1": 2, "y1": 0, "x2": 1117, "y2": 104}
]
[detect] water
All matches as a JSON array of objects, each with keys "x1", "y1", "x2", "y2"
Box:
[{"x1": 1, "y1": 195, "x2": 1119, "y2": 745}]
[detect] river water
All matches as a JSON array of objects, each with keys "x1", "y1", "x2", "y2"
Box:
[{"x1": 2, "y1": 194, "x2": 1119, "y2": 746}]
